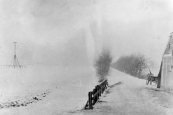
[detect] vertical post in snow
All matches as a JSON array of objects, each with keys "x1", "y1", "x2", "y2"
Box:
[
  {"x1": 88, "y1": 92, "x2": 93, "y2": 109},
  {"x1": 157, "y1": 61, "x2": 162, "y2": 88},
  {"x1": 96, "y1": 85, "x2": 99, "y2": 99}
]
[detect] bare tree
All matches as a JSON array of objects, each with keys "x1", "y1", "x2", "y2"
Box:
[{"x1": 94, "y1": 48, "x2": 113, "y2": 83}]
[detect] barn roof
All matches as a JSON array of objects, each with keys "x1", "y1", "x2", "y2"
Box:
[{"x1": 163, "y1": 32, "x2": 173, "y2": 56}]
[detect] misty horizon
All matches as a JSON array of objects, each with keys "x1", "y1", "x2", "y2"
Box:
[{"x1": 0, "y1": 0, "x2": 173, "y2": 73}]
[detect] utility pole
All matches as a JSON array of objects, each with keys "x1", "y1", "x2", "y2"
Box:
[
  {"x1": 1, "y1": 42, "x2": 26, "y2": 68},
  {"x1": 11, "y1": 42, "x2": 21, "y2": 68}
]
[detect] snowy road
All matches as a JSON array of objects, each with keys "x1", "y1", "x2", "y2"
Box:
[{"x1": 79, "y1": 69, "x2": 173, "y2": 115}]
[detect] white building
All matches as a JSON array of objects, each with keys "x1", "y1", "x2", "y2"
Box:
[{"x1": 160, "y1": 32, "x2": 173, "y2": 92}]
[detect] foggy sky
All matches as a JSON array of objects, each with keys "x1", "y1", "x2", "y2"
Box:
[{"x1": 0, "y1": 0, "x2": 173, "y2": 69}]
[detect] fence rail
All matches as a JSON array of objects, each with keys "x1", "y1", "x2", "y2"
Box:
[{"x1": 84, "y1": 79, "x2": 108, "y2": 109}]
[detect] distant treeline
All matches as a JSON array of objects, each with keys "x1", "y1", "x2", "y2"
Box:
[{"x1": 112, "y1": 54, "x2": 151, "y2": 79}]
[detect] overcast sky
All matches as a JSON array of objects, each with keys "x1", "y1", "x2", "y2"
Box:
[{"x1": 0, "y1": 0, "x2": 173, "y2": 69}]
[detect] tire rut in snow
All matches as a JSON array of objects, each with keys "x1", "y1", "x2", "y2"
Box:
[
  {"x1": 0, "y1": 90, "x2": 50, "y2": 109},
  {"x1": 105, "y1": 82, "x2": 123, "y2": 94},
  {"x1": 111, "y1": 83, "x2": 164, "y2": 115}
]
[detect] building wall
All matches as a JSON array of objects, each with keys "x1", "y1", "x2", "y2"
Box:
[{"x1": 161, "y1": 55, "x2": 173, "y2": 92}]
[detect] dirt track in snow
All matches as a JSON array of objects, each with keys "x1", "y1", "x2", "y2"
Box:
[{"x1": 74, "y1": 69, "x2": 173, "y2": 115}]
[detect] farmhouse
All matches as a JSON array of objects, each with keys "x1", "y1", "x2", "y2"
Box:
[{"x1": 158, "y1": 32, "x2": 173, "y2": 92}]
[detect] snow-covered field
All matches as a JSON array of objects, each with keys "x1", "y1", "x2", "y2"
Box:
[{"x1": 0, "y1": 65, "x2": 98, "y2": 115}]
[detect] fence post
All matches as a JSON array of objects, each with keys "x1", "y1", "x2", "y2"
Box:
[
  {"x1": 92, "y1": 88, "x2": 95, "y2": 105},
  {"x1": 95, "y1": 86, "x2": 98, "y2": 103},
  {"x1": 96, "y1": 85, "x2": 100, "y2": 99},
  {"x1": 88, "y1": 92, "x2": 93, "y2": 109},
  {"x1": 94, "y1": 86, "x2": 98, "y2": 104}
]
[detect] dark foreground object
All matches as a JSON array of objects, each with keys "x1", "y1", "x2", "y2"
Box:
[
  {"x1": 84, "y1": 80, "x2": 108, "y2": 110},
  {"x1": 146, "y1": 74, "x2": 158, "y2": 85}
]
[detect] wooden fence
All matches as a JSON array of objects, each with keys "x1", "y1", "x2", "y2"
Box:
[{"x1": 84, "y1": 80, "x2": 108, "y2": 109}]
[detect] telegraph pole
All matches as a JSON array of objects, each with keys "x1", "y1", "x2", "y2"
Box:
[
  {"x1": 9, "y1": 42, "x2": 21, "y2": 68},
  {"x1": 1, "y1": 42, "x2": 26, "y2": 68}
]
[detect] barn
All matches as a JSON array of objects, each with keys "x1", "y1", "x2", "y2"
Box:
[{"x1": 158, "y1": 32, "x2": 173, "y2": 92}]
